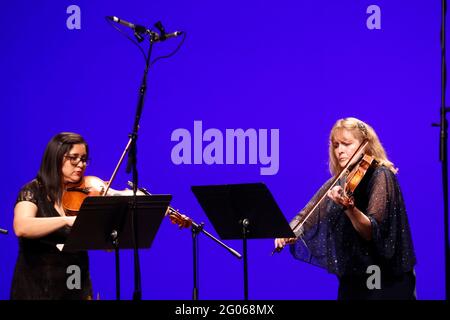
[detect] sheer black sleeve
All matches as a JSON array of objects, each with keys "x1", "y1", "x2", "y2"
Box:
[
  {"x1": 366, "y1": 167, "x2": 416, "y2": 270},
  {"x1": 288, "y1": 177, "x2": 343, "y2": 269},
  {"x1": 289, "y1": 166, "x2": 416, "y2": 276}
]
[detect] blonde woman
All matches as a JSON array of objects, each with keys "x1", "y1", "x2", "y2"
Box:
[{"x1": 275, "y1": 118, "x2": 416, "y2": 300}]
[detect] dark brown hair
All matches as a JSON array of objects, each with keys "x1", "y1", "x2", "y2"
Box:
[{"x1": 37, "y1": 132, "x2": 88, "y2": 204}]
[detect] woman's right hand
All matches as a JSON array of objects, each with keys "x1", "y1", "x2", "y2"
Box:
[
  {"x1": 274, "y1": 237, "x2": 297, "y2": 250},
  {"x1": 107, "y1": 188, "x2": 147, "y2": 196},
  {"x1": 65, "y1": 216, "x2": 76, "y2": 227}
]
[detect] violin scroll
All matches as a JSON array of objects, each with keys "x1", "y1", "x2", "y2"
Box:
[
  {"x1": 127, "y1": 181, "x2": 193, "y2": 230},
  {"x1": 166, "y1": 207, "x2": 192, "y2": 229}
]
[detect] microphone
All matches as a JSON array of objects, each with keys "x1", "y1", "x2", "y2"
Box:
[
  {"x1": 107, "y1": 16, "x2": 148, "y2": 34},
  {"x1": 107, "y1": 16, "x2": 183, "y2": 42},
  {"x1": 154, "y1": 30, "x2": 184, "y2": 41},
  {"x1": 153, "y1": 21, "x2": 183, "y2": 41}
]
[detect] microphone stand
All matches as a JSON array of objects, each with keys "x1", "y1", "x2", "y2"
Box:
[
  {"x1": 241, "y1": 218, "x2": 249, "y2": 300},
  {"x1": 189, "y1": 219, "x2": 242, "y2": 300},
  {"x1": 104, "y1": 29, "x2": 159, "y2": 301},
  {"x1": 105, "y1": 17, "x2": 184, "y2": 300},
  {"x1": 434, "y1": 0, "x2": 450, "y2": 300},
  {"x1": 441, "y1": 0, "x2": 450, "y2": 300},
  {"x1": 127, "y1": 184, "x2": 242, "y2": 300},
  {"x1": 126, "y1": 32, "x2": 157, "y2": 301},
  {"x1": 192, "y1": 222, "x2": 201, "y2": 300}
]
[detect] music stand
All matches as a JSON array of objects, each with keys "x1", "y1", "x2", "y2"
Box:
[
  {"x1": 191, "y1": 183, "x2": 294, "y2": 300},
  {"x1": 62, "y1": 195, "x2": 171, "y2": 300}
]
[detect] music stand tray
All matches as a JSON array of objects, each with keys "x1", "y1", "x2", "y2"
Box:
[
  {"x1": 63, "y1": 195, "x2": 171, "y2": 251},
  {"x1": 191, "y1": 183, "x2": 294, "y2": 239},
  {"x1": 191, "y1": 183, "x2": 294, "y2": 300},
  {"x1": 61, "y1": 195, "x2": 171, "y2": 300}
]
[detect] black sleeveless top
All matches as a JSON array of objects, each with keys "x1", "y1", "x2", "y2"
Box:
[{"x1": 10, "y1": 179, "x2": 92, "y2": 300}]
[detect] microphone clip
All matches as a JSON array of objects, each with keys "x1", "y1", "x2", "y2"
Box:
[
  {"x1": 134, "y1": 31, "x2": 145, "y2": 43},
  {"x1": 153, "y1": 21, "x2": 167, "y2": 41}
]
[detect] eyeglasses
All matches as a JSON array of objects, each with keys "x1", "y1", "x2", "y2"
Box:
[{"x1": 64, "y1": 155, "x2": 90, "y2": 166}]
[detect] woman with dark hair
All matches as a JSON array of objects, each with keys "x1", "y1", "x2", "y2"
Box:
[
  {"x1": 11, "y1": 132, "x2": 93, "y2": 299},
  {"x1": 275, "y1": 117, "x2": 416, "y2": 300}
]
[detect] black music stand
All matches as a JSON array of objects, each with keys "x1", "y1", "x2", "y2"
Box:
[
  {"x1": 191, "y1": 183, "x2": 294, "y2": 300},
  {"x1": 62, "y1": 195, "x2": 171, "y2": 300}
]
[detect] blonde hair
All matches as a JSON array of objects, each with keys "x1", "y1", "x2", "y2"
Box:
[{"x1": 328, "y1": 117, "x2": 397, "y2": 176}]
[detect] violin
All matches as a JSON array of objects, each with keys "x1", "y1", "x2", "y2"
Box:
[
  {"x1": 273, "y1": 140, "x2": 377, "y2": 254},
  {"x1": 340, "y1": 153, "x2": 376, "y2": 209},
  {"x1": 62, "y1": 176, "x2": 108, "y2": 216},
  {"x1": 62, "y1": 176, "x2": 193, "y2": 229}
]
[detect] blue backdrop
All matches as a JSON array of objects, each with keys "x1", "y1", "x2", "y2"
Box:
[{"x1": 0, "y1": 1, "x2": 445, "y2": 300}]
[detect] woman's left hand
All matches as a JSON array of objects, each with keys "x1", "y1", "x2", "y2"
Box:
[{"x1": 327, "y1": 186, "x2": 354, "y2": 209}]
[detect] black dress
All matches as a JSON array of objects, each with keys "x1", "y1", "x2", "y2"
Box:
[
  {"x1": 10, "y1": 179, "x2": 92, "y2": 300},
  {"x1": 289, "y1": 165, "x2": 416, "y2": 300}
]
